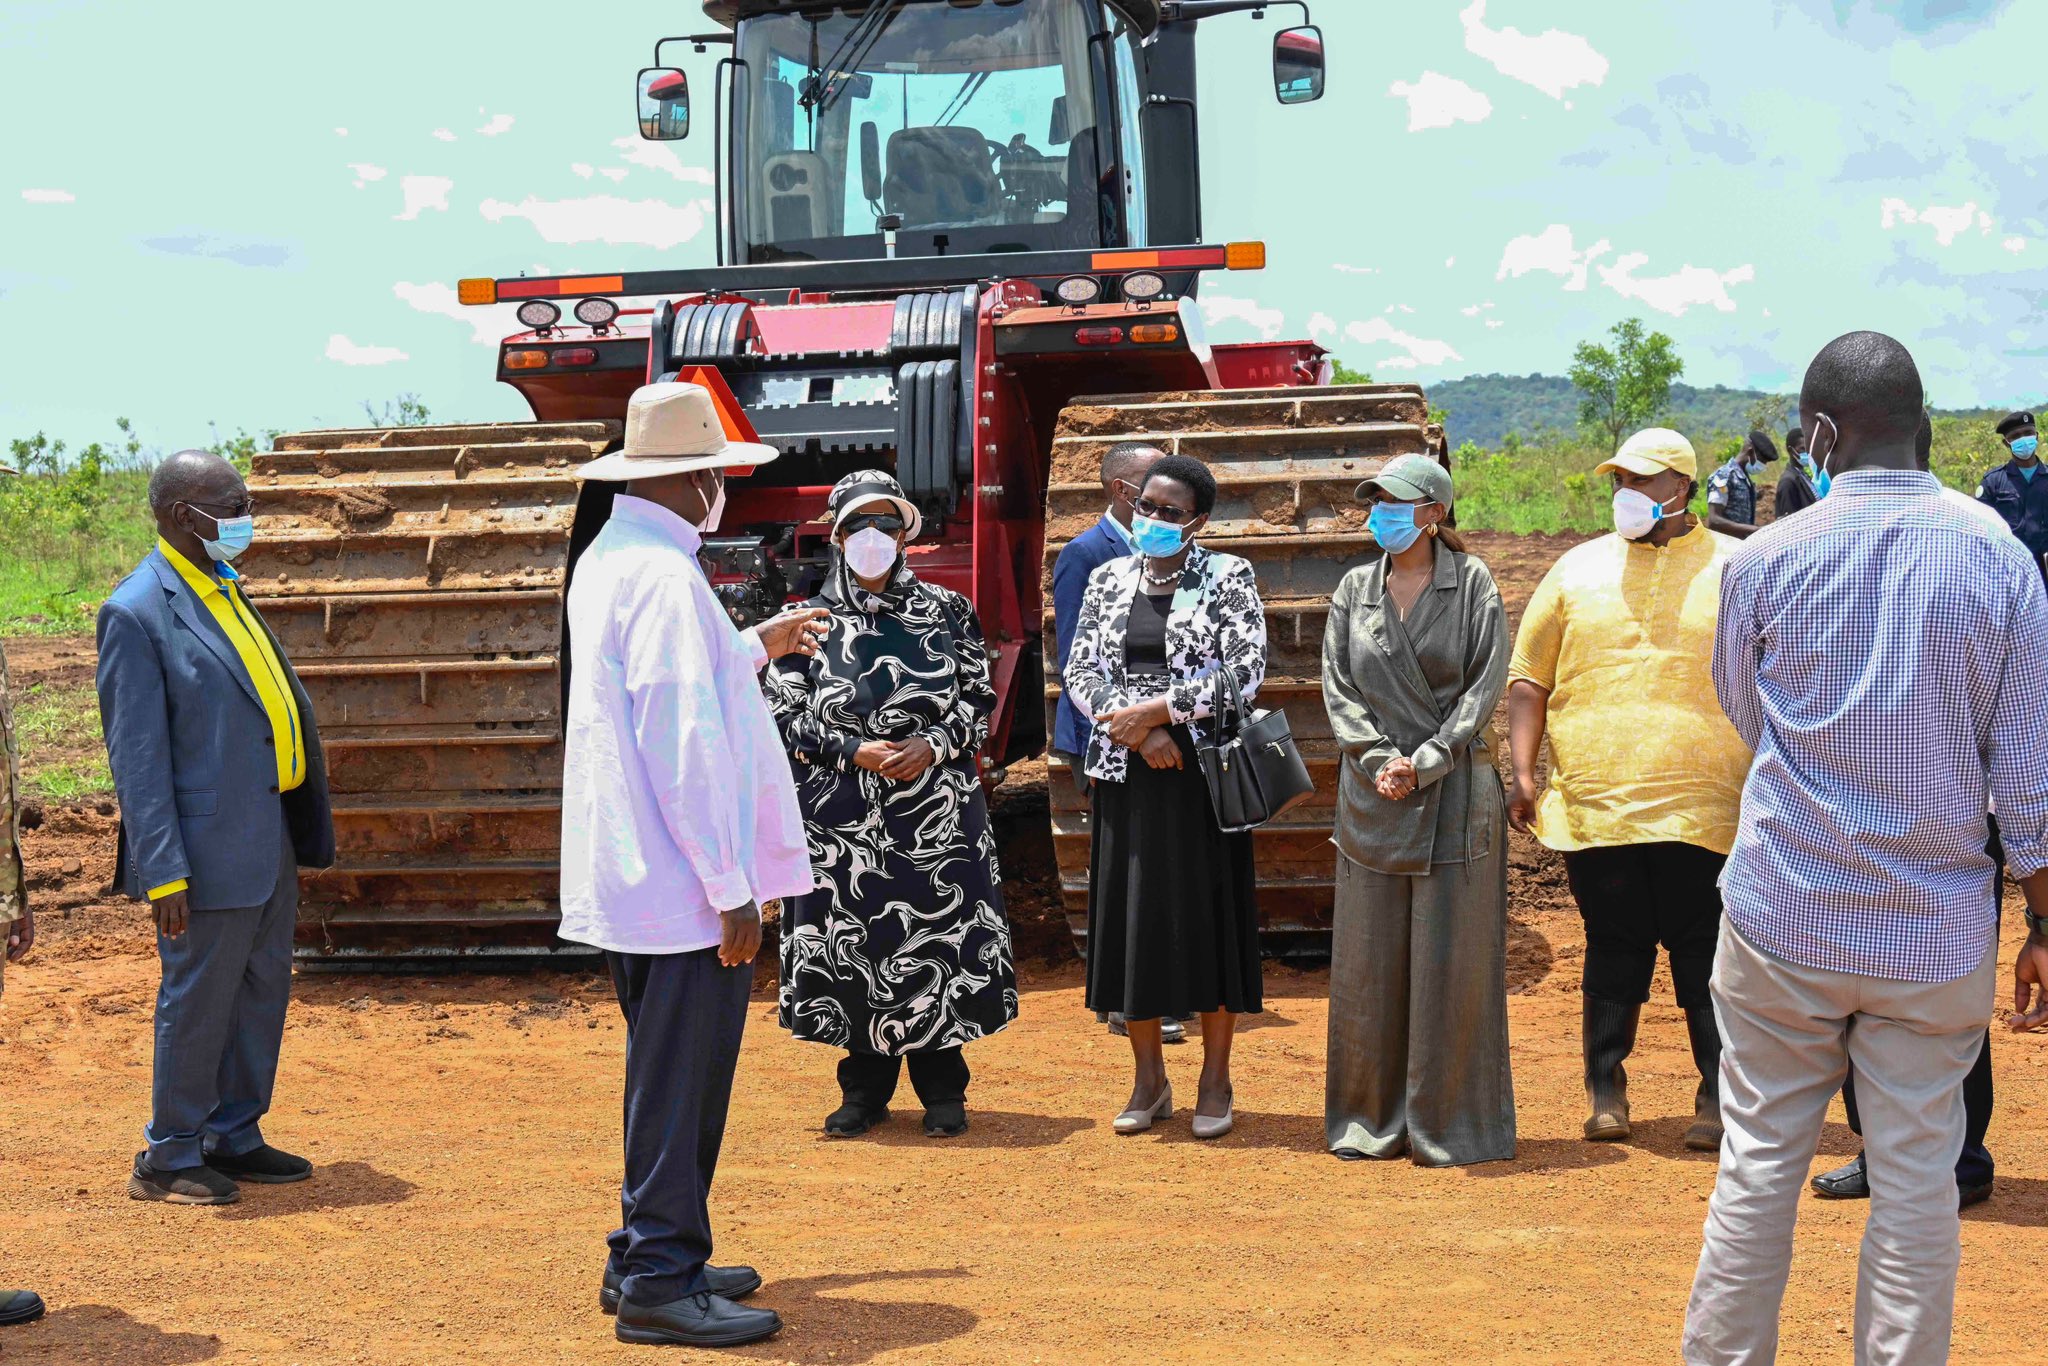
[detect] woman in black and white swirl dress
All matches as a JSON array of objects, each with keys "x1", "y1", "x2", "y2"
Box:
[
  {"x1": 1065, "y1": 454, "x2": 1268, "y2": 1141},
  {"x1": 765, "y1": 471, "x2": 1016, "y2": 1140}
]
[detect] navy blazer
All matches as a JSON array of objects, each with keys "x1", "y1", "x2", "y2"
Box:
[
  {"x1": 1050, "y1": 515, "x2": 1131, "y2": 757},
  {"x1": 96, "y1": 549, "x2": 335, "y2": 911}
]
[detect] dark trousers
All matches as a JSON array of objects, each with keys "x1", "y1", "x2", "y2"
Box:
[
  {"x1": 1561, "y1": 841, "x2": 1725, "y2": 1009},
  {"x1": 605, "y1": 946, "x2": 752, "y2": 1307},
  {"x1": 838, "y1": 1047, "x2": 969, "y2": 1111},
  {"x1": 146, "y1": 824, "x2": 297, "y2": 1171}
]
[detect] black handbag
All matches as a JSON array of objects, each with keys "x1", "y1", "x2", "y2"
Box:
[{"x1": 1194, "y1": 662, "x2": 1315, "y2": 833}]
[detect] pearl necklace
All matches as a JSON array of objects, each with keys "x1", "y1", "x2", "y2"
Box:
[{"x1": 1142, "y1": 559, "x2": 1182, "y2": 589}]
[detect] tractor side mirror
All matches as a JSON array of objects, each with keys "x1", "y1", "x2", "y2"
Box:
[
  {"x1": 860, "y1": 121, "x2": 883, "y2": 204},
  {"x1": 637, "y1": 67, "x2": 690, "y2": 140},
  {"x1": 1048, "y1": 94, "x2": 1071, "y2": 145},
  {"x1": 1273, "y1": 25, "x2": 1325, "y2": 105}
]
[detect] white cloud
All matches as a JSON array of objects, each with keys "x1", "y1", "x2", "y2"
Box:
[
  {"x1": 610, "y1": 136, "x2": 714, "y2": 185},
  {"x1": 599, "y1": 168, "x2": 630, "y2": 184},
  {"x1": 1460, "y1": 0, "x2": 1609, "y2": 101},
  {"x1": 1596, "y1": 253, "x2": 1755, "y2": 316},
  {"x1": 1387, "y1": 71, "x2": 1493, "y2": 133},
  {"x1": 395, "y1": 175, "x2": 454, "y2": 221},
  {"x1": 479, "y1": 193, "x2": 708, "y2": 249},
  {"x1": 1880, "y1": 197, "x2": 1989, "y2": 248},
  {"x1": 1342, "y1": 317, "x2": 1463, "y2": 368},
  {"x1": 1332, "y1": 263, "x2": 1378, "y2": 275},
  {"x1": 2005, "y1": 236, "x2": 2028, "y2": 254},
  {"x1": 1460, "y1": 301, "x2": 1496, "y2": 317},
  {"x1": 334, "y1": 127, "x2": 348, "y2": 137},
  {"x1": 325, "y1": 334, "x2": 409, "y2": 366},
  {"x1": 1445, "y1": 257, "x2": 1456, "y2": 268},
  {"x1": 1198, "y1": 293, "x2": 1285, "y2": 340},
  {"x1": 393, "y1": 280, "x2": 522, "y2": 345},
  {"x1": 348, "y1": 163, "x2": 387, "y2": 182},
  {"x1": 571, "y1": 163, "x2": 594, "y2": 179},
  {"x1": 1485, "y1": 319, "x2": 1505, "y2": 329},
  {"x1": 476, "y1": 113, "x2": 514, "y2": 137},
  {"x1": 432, "y1": 127, "x2": 456, "y2": 143},
  {"x1": 1307, "y1": 312, "x2": 1338, "y2": 339},
  {"x1": 20, "y1": 188, "x2": 74, "y2": 204},
  {"x1": 1496, "y1": 224, "x2": 1611, "y2": 290}
]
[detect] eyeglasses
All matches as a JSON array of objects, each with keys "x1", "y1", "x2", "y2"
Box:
[
  {"x1": 1132, "y1": 496, "x2": 1196, "y2": 525},
  {"x1": 841, "y1": 512, "x2": 905, "y2": 535},
  {"x1": 181, "y1": 497, "x2": 255, "y2": 519}
]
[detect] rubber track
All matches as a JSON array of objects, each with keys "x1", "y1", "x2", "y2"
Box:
[
  {"x1": 238, "y1": 420, "x2": 616, "y2": 960},
  {"x1": 1041, "y1": 384, "x2": 1444, "y2": 959}
]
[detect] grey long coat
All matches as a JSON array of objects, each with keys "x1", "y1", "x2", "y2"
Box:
[{"x1": 1322, "y1": 546, "x2": 1510, "y2": 876}]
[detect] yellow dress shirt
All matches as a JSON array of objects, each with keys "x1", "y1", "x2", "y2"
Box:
[
  {"x1": 1507, "y1": 522, "x2": 1752, "y2": 856},
  {"x1": 148, "y1": 539, "x2": 306, "y2": 900}
]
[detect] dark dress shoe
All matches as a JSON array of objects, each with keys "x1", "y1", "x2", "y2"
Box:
[
  {"x1": 0, "y1": 1290, "x2": 46, "y2": 1326},
  {"x1": 601, "y1": 1265, "x2": 761, "y2": 1314},
  {"x1": 206, "y1": 1145, "x2": 312, "y2": 1185},
  {"x1": 1811, "y1": 1152, "x2": 1869, "y2": 1200},
  {"x1": 824, "y1": 1103, "x2": 888, "y2": 1137},
  {"x1": 128, "y1": 1153, "x2": 239, "y2": 1206},
  {"x1": 923, "y1": 1103, "x2": 969, "y2": 1138},
  {"x1": 1959, "y1": 1179, "x2": 1993, "y2": 1210},
  {"x1": 615, "y1": 1291, "x2": 782, "y2": 1348}
]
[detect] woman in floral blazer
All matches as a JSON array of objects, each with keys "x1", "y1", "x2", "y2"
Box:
[{"x1": 1063, "y1": 454, "x2": 1268, "y2": 1140}]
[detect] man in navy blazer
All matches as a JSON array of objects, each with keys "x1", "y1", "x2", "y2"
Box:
[
  {"x1": 97, "y1": 450, "x2": 333, "y2": 1206},
  {"x1": 1050, "y1": 442, "x2": 1186, "y2": 1042}
]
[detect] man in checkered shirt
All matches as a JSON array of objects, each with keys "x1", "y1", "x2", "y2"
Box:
[{"x1": 1683, "y1": 332, "x2": 2048, "y2": 1364}]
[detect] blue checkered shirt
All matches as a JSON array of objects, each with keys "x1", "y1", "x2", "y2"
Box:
[{"x1": 1713, "y1": 468, "x2": 2048, "y2": 981}]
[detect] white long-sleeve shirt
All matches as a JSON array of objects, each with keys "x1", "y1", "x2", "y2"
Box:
[{"x1": 558, "y1": 495, "x2": 814, "y2": 954}]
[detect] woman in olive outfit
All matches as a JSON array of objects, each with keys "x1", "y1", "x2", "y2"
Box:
[
  {"x1": 1064, "y1": 454, "x2": 1268, "y2": 1140},
  {"x1": 765, "y1": 471, "x2": 1016, "y2": 1140},
  {"x1": 1321, "y1": 454, "x2": 1515, "y2": 1166}
]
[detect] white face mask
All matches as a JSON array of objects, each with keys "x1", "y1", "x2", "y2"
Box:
[
  {"x1": 843, "y1": 526, "x2": 900, "y2": 581},
  {"x1": 698, "y1": 474, "x2": 727, "y2": 533},
  {"x1": 1613, "y1": 485, "x2": 1679, "y2": 541}
]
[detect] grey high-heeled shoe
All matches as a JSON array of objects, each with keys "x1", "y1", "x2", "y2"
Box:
[
  {"x1": 1112, "y1": 1085, "x2": 1173, "y2": 1134},
  {"x1": 1191, "y1": 1105, "x2": 1235, "y2": 1140}
]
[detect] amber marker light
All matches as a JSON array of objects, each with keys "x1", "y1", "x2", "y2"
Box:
[
  {"x1": 504, "y1": 350, "x2": 549, "y2": 369},
  {"x1": 1129, "y1": 324, "x2": 1180, "y2": 345},
  {"x1": 1224, "y1": 241, "x2": 1267, "y2": 271},
  {"x1": 458, "y1": 278, "x2": 498, "y2": 305}
]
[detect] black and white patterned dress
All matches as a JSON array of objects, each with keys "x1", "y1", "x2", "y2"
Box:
[{"x1": 765, "y1": 562, "x2": 1017, "y2": 1055}]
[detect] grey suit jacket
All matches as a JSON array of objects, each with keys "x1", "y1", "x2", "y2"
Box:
[
  {"x1": 96, "y1": 548, "x2": 334, "y2": 911},
  {"x1": 1322, "y1": 547, "x2": 1509, "y2": 876}
]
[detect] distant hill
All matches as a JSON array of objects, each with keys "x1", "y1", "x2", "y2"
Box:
[{"x1": 1425, "y1": 373, "x2": 2010, "y2": 450}]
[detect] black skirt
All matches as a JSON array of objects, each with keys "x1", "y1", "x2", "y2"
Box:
[{"x1": 1084, "y1": 726, "x2": 1263, "y2": 1019}]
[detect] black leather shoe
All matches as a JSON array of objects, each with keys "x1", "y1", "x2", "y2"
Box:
[
  {"x1": 128, "y1": 1152, "x2": 239, "y2": 1205},
  {"x1": 602, "y1": 1265, "x2": 762, "y2": 1315},
  {"x1": 923, "y1": 1102, "x2": 969, "y2": 1138},
  {"x1": 1811, "y1": 1152, "x2": 1869, "y2": 1200},
  {"x1": 1959, "y1": 1179, "x2": 1993, "y2": 1210},
  {"x1": 206, "y1": 1144, "x2": 312, "y2": 1185},
  {"x1": 824, "y1": 1103, "x2": 888, "y2": 1137},
  {"x1": 0, "y1": 1290, "x2": 45, "y2": 1326},
  {"x1": 615, "y1": 1291, "x2": 782, "y2": 1348}
]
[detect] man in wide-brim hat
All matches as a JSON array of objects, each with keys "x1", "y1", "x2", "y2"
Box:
[{"x1": 558, "y1": 381, "x2": 828, "y2": 1350}]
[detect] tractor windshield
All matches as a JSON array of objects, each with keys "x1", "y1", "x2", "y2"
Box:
[{"x1": 732, "y1": 0, "x2": 1131, "y2": 263}]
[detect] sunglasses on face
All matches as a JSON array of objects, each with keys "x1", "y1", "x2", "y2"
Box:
[
  {"x1": 841, "y1": 512, "x2": 905, "y2": 535},
  {"x1": 1132, "y1": 496, "x2": 1196, "y2": 525}
]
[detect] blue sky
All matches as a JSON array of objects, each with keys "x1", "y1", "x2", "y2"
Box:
[{"x1": 2, "y1": 0, "x2": 2042, "y2": 450}]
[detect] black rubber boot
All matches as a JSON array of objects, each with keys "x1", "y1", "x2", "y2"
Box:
[
  {"x1": 1582, "y1": 996, "x2": 1640, "y2": 1141},
  {"x1": 1683, "y1": 1006, "x2": 1725, "y2": 1152}
]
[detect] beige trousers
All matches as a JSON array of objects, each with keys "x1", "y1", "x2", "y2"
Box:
[{"x1": 1684, "y1": 918, "x2": 1996, "y2": 1365}]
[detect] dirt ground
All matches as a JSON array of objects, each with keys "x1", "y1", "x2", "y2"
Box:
[{"x1": 5, "y1": 530, "x2": 2045, "y2": 1364}]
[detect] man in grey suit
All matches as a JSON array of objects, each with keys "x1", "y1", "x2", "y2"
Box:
[{"x1": 97, "y1": 449, "x2": 334, "y2": 1205}]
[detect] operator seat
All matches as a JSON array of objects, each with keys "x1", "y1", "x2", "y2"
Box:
[
  {"x1": 884, "y1": 126, "x2": 999, "y2": 227},
  {"x1": 1052, "y1": 126, "x2": 1116, "y2": 248}
]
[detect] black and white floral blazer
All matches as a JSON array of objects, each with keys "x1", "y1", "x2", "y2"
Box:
[{"x1": 1062, "y1": 541, "x2": 1268, "y2": 783}]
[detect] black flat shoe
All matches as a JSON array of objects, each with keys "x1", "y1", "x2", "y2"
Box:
[
  {"x1": 824, "y1": 1103, "x2": 889, "y2": 1137},
  {"x1": 923, "y1": 1103, "x2": 969, "y2": 1138},
  {"x1": 615, "y1": 1291, "x2": 782, "y2": 1348},
  {"x1": 602, "y1": 1265, "x2": 762, "y2": 1315},
  {"x1": 0, "y1": 1290, "x2": 45, "y2": 1326},
  {"x1": 128, "y1": 1152, "x2": 239, "y2": 1206},
  {"x1": 206, "y1": 1144, "x2": 312, "y2": 1185},
  {"x1": 1811, "y1": 1152, "x2": 1869, "y2": 1200},
  {"x1": 1960, "y1": 1179, "x2": 1993, "y2": 1210},
  {"x1": 1331, "y1": 1148, "x2": 1369, "y2": 1162}
]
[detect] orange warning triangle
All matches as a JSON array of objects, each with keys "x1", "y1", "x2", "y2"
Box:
[{"x1": 676, "y1": 364, "x2": 762, "y2": 444}]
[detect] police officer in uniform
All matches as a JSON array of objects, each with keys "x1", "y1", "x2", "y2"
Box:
[{"x1": 1976, "y1": 411, "x2": 2048, "y2": 583}]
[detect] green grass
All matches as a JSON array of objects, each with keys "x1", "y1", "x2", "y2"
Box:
[
  {"x1": 11, "y1": 678, "x2": 110, "y2": 802},
  {"x1": 0, "y1": 467, "x2": 156, "y2": 635}
]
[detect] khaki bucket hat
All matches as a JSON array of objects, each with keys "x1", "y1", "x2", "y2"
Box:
[{"x1": 574, "y1": 381, "x2": 779, "y2": 483}]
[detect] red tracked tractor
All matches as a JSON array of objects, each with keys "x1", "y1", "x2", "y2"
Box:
[{"x1": 242, "y1": 0, "x2": 1444, "y2": 964}]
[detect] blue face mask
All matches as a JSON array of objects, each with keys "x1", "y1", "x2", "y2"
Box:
[
  {"x1": 2014, "y1": 434, "x2": 2040, "y2": 462},
  {"x1": 1367, "y1": 502, "x2": 1425, "y2": 555},
  {"x1": 1811, "y1": 413, "x2": 1840, "y2": 498},
  {"x1": 187, "y1": 506, "x2": 256, "y2": 563},
  {"x1": 1129, "y1": 513, "x2": 1189, "y2": 559}
]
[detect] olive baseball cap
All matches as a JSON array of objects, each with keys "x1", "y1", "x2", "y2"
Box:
[
  {"x1": 1596, "y1": 427, "x2": 1697, "y2": 480},
  {"x1": 1355, "y1": 453, "x2": 1454, "y2": 508}
]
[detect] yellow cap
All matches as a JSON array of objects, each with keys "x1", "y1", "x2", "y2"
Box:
[{"x1": 1596, "y1": 427, "x2": 1697, "y2": 480}]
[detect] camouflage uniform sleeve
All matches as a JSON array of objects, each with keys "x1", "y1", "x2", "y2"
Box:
[
  {"x1": 1704, "y1": 463, "x2": 1733, "y2": 508},
  {"x1": 0, "y1": 644, "x2": 22, "y2": 924}
]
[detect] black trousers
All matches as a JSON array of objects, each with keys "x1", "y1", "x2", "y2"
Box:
[
  {"x1": 605, "y1": 946, "x2": 753, "y2": 1307},
  {"x1": 838, "y1": 1047, "x2": 969, "y2": 1111},
  {"x1": 1561, "y1": 842, "x2": 1726, "y2": 1010}
]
